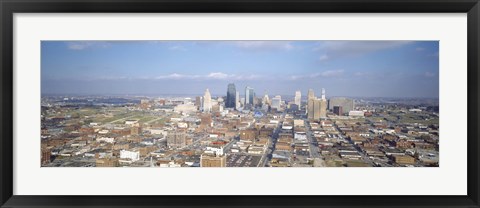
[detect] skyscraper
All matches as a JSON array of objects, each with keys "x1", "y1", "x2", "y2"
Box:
[
  {"x1": 308, "y1": 89, "x2": 315, "y2": 100},
  {"x1": 313, "y1": 99, "x2": 321, "y2": 120},
  {"x1": 294, "y1": 90, "x2": 301, "y2": 110},
  {"x1": 262, "y1": 91, "x2": 270, "y2": 111},
  {"x1": 328, "y1": 97, "x2": 355, "y2": 114},
  {"x1": 262, "y1": 90, "x2": 270, "y2": 105},
  {"x1": 203, "y1": 88, "x2": 212, "y2": 113},
  {"x1": 195, "y1": 96, "x2": 202, "y2": 110},
  {"x1": 245, "y1": 86, "x2": 251, "y2": 105},
  {"x1": 307, "y1": 89, "x2": 315, "y2": 119},
  {"x1": 319, "y1": 88, "x2": 328, "y2": 118},
  {"x1": 271, "y1": 95, "x2": 282, "y2": 110},
  {"x1": 226, "y1": 83, "x2": 236, "y2": 108},
  {"x1": 235, "y1": 91, "x2": 240, "y2": 110},
  {"x1": 249, "y1": 88, "x2": 255, "y2": 105},
  {"x1": 309, "y1": 88, "x2": 327, "y2": 120},
  {"x1": 333, "y1": 106, "x2": 343, "y2": 116},
  {"x1": 245, "y1": 86, "x2": 254, "y2": 108}
]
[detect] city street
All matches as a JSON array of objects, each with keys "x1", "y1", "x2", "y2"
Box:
[
  {"x1": 333, "y1": 123, "x2": 375, "y2": 166},
  {"x1": 304, "y1": 119, "x2": 322, "y2": 159}
]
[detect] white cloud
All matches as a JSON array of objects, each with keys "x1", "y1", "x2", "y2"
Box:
[
  {"x1": 289, "y1": 75, "x2": 303, "y2": 80},
  {"x1": 232, "y1": 41, "x2": 293, "y2": 51},
  {"x1": 319, "y1": 54, "x2": 329, "y2": 61},
  {"x1": 318, "y1": 69, "x2": 345, "y2": 77},
  {"x1": 168, "y1": 45, "x2": 187, "y2": 51},
  {"x1": 66, "y1": 41, "x2": 110, "y2": 50},
  {"x1": 236, "y1": 74, "x2": 263, "y2": 80},
  {"x1": 154, "y1": 72, "x2": 262, "y2": 81},
  {"x1": 156, "y1": 73, "x2": 185, "y2": 79},
  {"x1": 207, "y1": 72, "x2": 230, "y2": 79},
  {"x1": 290, "y1": 69, "x2": 345, "y2": 80}
]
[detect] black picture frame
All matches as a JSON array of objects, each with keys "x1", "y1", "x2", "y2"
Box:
[{"x1": 1, "y1": 0, "x2": 479, "y2": 207}]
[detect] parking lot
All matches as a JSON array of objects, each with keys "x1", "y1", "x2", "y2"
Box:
[{"x1": 227, "y1": 154, "x2": 262, "y2": 167}]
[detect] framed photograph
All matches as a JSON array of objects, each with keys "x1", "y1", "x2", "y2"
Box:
[{"x1": 1, "y1": 0, "x2": 479, "y2": 207}]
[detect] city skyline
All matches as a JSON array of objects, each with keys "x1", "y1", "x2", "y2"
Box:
[
  {"x1": 41, "y1": 90, "x2": 439, "y2": 168},
  {"x1": 41, "y1": 40, "x2": 439, "y2": 98}
]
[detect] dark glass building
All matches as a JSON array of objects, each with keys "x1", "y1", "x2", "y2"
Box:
[{"x1": 226, "y1": 83, "x2": 236, "y2": 108}]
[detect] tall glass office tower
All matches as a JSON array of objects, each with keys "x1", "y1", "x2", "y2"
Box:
[
  {"x1": 245, "y1": 86, "x2": 255, "y2": 107},
  {"x1": 226, "y1": 83, "x2": 236, "y2": 108}
]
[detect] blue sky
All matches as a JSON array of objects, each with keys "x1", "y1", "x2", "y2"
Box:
[{"x1": 41, "y1": 41, "x2": 439, "y2": 98}]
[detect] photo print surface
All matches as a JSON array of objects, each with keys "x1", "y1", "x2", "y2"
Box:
[{"x1": 41, "y1": 41, "x2": 439, "y2": 168}]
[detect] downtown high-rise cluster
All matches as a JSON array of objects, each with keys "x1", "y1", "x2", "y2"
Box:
[{"x1": 197, "y1": 83, "x2": 355, "y2": 122}]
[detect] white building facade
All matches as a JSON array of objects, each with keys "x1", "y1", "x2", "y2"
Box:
[{"x1": 120, "y1": 150, "x2": 140, "y2": 162}]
